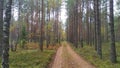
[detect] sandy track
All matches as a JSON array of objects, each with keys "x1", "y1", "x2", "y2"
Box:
[
  {"x1": 52, "y1": 45, "x2": 63, "y2": 68},
  {"x1": 51, "y1": 42, "x2": 95, "y2": 68}
]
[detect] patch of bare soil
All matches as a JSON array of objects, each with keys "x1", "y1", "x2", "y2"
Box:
[{"x1": 51, "y1": 42, "x2": 95, "y2": 68}]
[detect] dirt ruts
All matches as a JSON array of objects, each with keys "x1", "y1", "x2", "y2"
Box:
[{"x1": 51, "y1": 42, "x2": 95, "y2": 68}]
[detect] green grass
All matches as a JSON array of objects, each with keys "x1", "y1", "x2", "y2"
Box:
[
  {"x1": 0, "y1": 49, "x2": 55, "y2": 68},
  {"x1": 72, "y1": 42, "x2": 120, "y2": 68}
]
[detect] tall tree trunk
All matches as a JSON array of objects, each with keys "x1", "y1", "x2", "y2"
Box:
[
  {"x1": 74, "y1": 0, "x2": 78, "y2": 48},
  {"x1": 79, "y1": 0, "x2": 83, "y2": 48},
  {"x1": 0, "y1": 0, "x2": 4, "y2": 57},
  {"x1": 40, "y1": 0, "x2": 44, "y2": 51},
  {"x1": 86, "y1": 1, "x2": 90, "y2": 45},
  {"x1": 46, "y1": 1, "x2": 50, "y2": 48},
  {"x1": 94, "y1": 0, "x2": 97, "y2": 51},
  {"x1": 2, "y1": 0, "x2": 12, "y2": 68},
  {"x1": 105, "y1": 1, "x2": 109, "y2": 42},
  {"x1": 96, "y1": 0, "x2": 102, "y2": 59},
  {"x1": 109, "y1": 0, "x2": 117, "y2": 63},
  {"x1": 89, "y1": 1, "x2": 92, "y2": 46}
]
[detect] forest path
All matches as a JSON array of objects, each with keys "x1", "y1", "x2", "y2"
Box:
[{"x1": 51, "y1": 42, "x2": 96, "y2": 68}]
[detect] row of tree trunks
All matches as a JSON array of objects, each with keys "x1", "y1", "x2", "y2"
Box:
[{"x1": 66, "y1": 0, "x2": 117, "y2": 63}]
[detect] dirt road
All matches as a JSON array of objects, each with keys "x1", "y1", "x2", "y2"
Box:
[{"x1": 51, "y1": 42, "x2": 95, "y2": 68}]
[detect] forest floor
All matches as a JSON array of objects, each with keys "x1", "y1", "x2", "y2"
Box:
[
  {"x1": 0, "y1": 49, "x2": 55, "y2": 68},
  {"x1": 72, "y1": 42, "x2": 120, "y2": 68},
  {"x1": 50, "y1": 42, "x2": 95, "y2": 68}
]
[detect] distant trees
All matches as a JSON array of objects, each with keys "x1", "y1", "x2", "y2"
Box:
[
  {"x1": 0, "y1": 0, "x2": 63, "y2": 67},
  {"x1": 66, "y1": 0, "x2": 118, "y2": 63},
  {"x1": 5, "y1": 0, "x2": 63, "y2": 51}
]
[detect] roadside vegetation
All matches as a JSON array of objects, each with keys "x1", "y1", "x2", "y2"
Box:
[
  {"x1": 72, "y1": 42, "x2": 120, "y2": 68},
  {"x1": 0, "y1": 42, "x2": 61, "y2": 68}
]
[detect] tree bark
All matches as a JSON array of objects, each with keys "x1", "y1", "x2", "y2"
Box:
[
  {"x1": 2, "y1": 0, "x2": 12, "y2": 68},
  {"x1": 40, "y1": 0, "x2": 44, "y2": 51},
  {"x1": 74, "y1": 0, "x2": 78, "y2": 48},
  {"x1": 96, "y1": 0, "x2": 102, "y2": 59},
  {"x1": 109, "y1": 0, "x2": 117, "y2": 63},
  {"x1": 94, "y1": 0, "x2": 97, "y2": 50},
  {"x1": 0, "y1": 0, "x2": 4, "y2": 57}
]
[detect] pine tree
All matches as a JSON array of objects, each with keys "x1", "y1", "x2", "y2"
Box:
[
  {"x1": 109, "y1": 0, "x2": 117, "y2": 63},
  {"x1": 96, "y1": 0, "x2": 102, "y2": 59}
]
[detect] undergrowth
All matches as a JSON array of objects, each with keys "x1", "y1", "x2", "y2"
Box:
[
  {"x1": 72, "y1": 42, "x2": 120, "y2": 68},
  {"x1": 0, "y1": 49, "x2": 55, "y2": 68}
]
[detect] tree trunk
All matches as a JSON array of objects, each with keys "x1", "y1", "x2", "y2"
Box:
[
  {"x1": 74, "y1": 0, "x2": 78, "y2": 48},
  {"x1": 86, "y1": 1, "x2": 90, "y2": 45},
  {"x1": 0, "y1": 0, "x2": 4, "y2": 57},
  {"x1": 79, "y1": 0, "x2": 83, "y2": 48},
  {"x1": 96, "y1": 0, "x2": 102, "y2": 59},
  {"x1": 109, "y1": 0, "x2": 117, "y2": 63},
  {"x1": 2, "y1": 0, "x2": 12, "y2": 68},
  {"x1": 46, "y1": 1, "x2": 50, "y2": 48},
  {"x1": 94, "y1": 0, "x2": 97, "y2": 50},
  {"x1": 40, "y1": 0, "x2": 44, "y2": 51}
]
